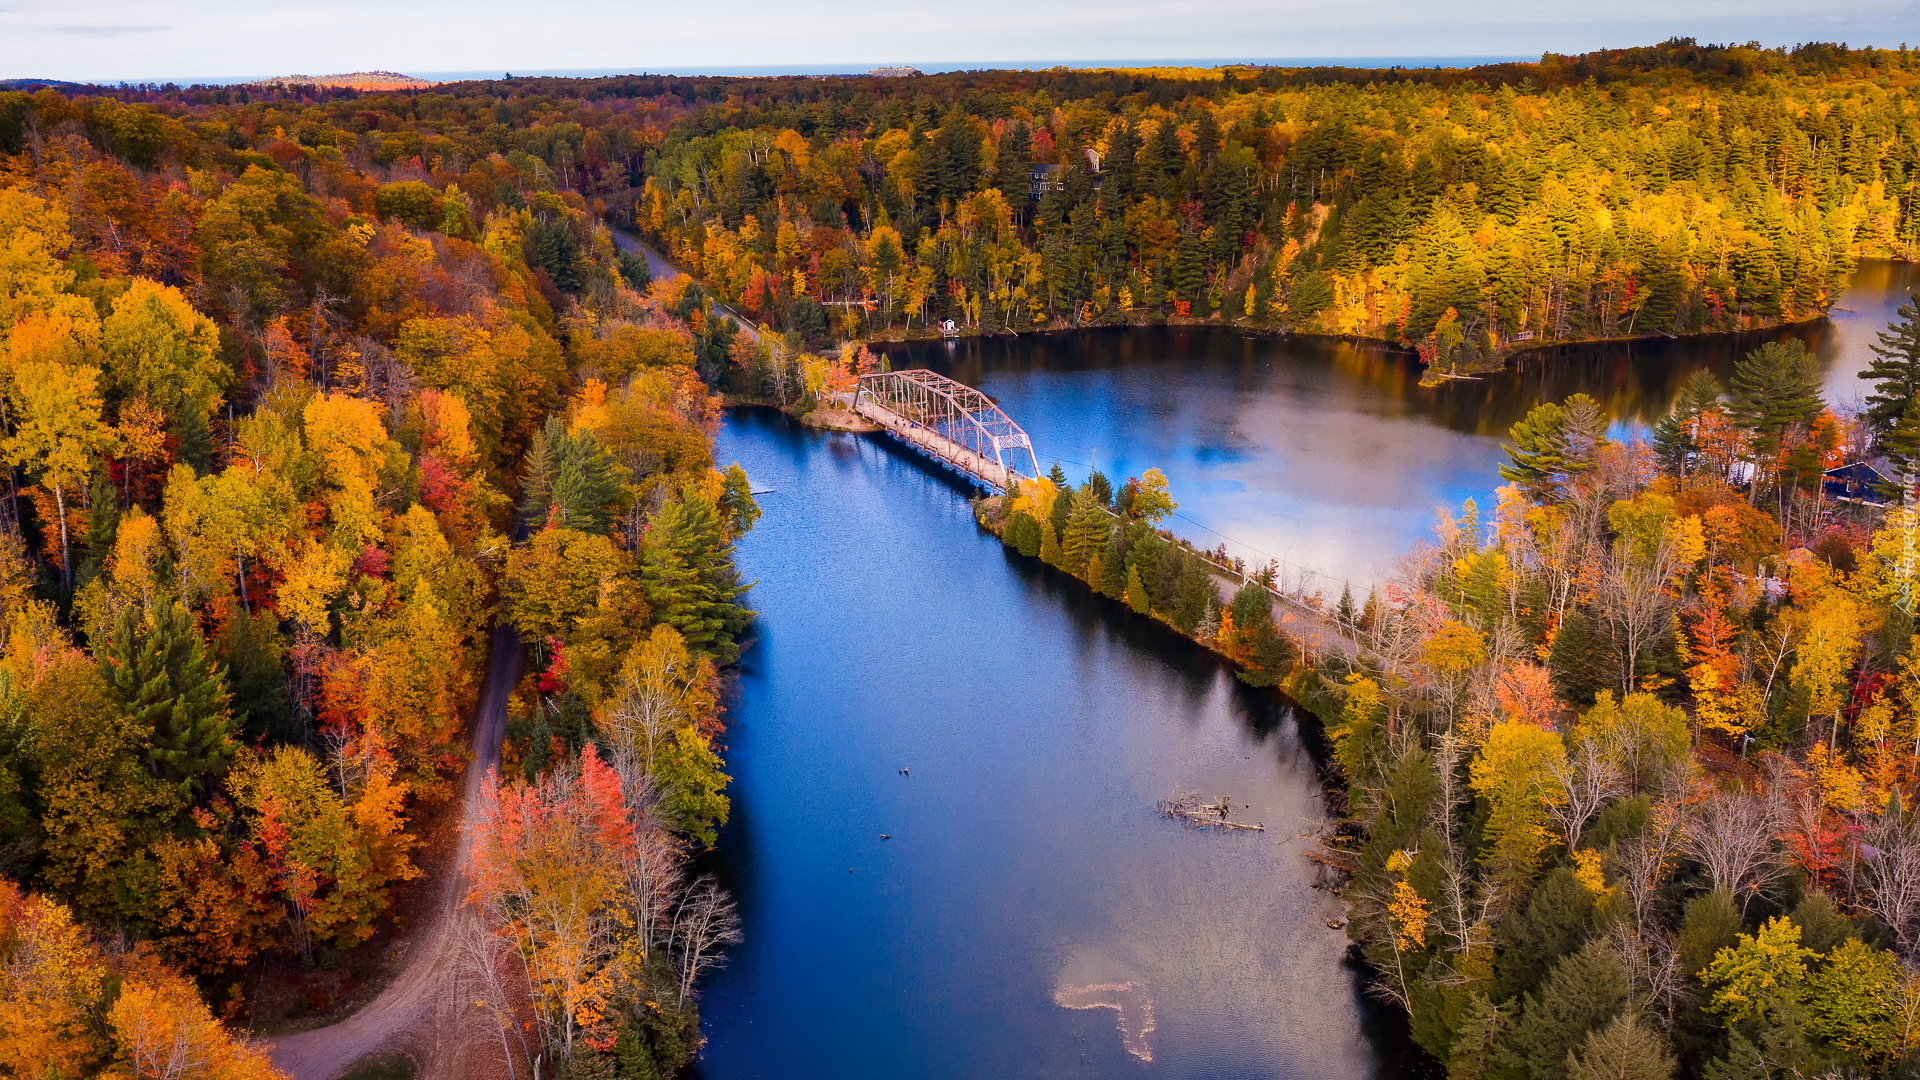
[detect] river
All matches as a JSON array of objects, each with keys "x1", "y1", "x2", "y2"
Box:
[{"x1": 694, "y1": 261, "x2": 1918, "y2": 1079}]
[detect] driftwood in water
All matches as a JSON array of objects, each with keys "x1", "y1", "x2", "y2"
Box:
[
  {"x1": 1159, "y1": 791, "x2": 1265, "y2": 831},
  {"x1": 1307, "y1": 848, "x2": 1359, "y2": 872}
]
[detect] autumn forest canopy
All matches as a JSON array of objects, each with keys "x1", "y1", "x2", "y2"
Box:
[
  {"x1": 3, "y1": 35, "x2": 1920, "y2": 1080},
  {"x1": 0, "y1": 41, "x2": 762, "y2": 1080}
]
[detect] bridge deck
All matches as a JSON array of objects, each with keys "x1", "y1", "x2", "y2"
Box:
[{"x1": 852, "y1": 396, "x2": 1018, "y2": 490}]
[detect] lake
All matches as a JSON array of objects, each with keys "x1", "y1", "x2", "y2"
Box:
[{"x1": 694, "y1": 261, "x2": 1918, "y2": 1079}]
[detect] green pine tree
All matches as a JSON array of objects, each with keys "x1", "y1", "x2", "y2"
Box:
[
  {"x1": 1496, "y1": 941, "x2": 1629, "y2": 1080},
  {"x1": 1125, "y1": 564, "x2": 1151, "y2": 614},
  {"x1": 1652, "y1": 369, "x2": 1725, "y2": 476},
  {"x1": 640, "y1": 493, "x2": 754, "y2": 664},
  {"x1": 1730, "y1": 339, "x2": 1824, "y2": 461},
  {"x1": 1061, "y1": 486, "x2": 1111, "y2": 571},
  {"x1": 1548, "y1": 607, "x2": 1610, "y2": 706},
  {"x1": 1448, "y1": 994, "x2": 1511, "y2": 1080},
  {"x1": 1005, "y1": 512, "x2": 1042, "y2": 557},
  {"x1": 1677, "y1": 888, "x2": 1743, "y2": 979},
  {"x1": 1085, "y1": 470, "x2": 1114, "y2": 508},
  {"x1": 1037, "y1": 519, "x2": 1065, "y2": 568},
  {"x1": 1173, "y1": 557, "x2": 1217, "y2": 635},
  {"x1": 719, "y1": 463, "x2": 763, "y2": 539},
  {"x1": 1880, "y1": 397, "x2": 1920, "y2": 496},
  {"x1": 1565, "y1": 1012, "x2": 1677, "y2": 1080},
  {"x1": 1098, "y1": 532, "x2": 1128, "y2": 597},
  {"x1": 101, "y1": 600, "x2": 239, "y2": 801},
  {"x1": 1861, "y1": 294, "x2": 1920, "y2": 433},
  {"x1": 1493, "y1": 867, "x2": 1598, "y2": 1002},
  {"x1": 215, "y1": 601, "x2": 295, "y2": 743},
  {"x1": 1499, "y1": 397, "x2": 1603, "y2": 499},
  {"x1": 521, "y1": 417, "x2": 632, "y2": 534}
]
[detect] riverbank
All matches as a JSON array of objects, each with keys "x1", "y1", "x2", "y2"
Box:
[
  {"x1": 970, "y1": 488, "x2": 1348, "y2": 731},
  {"x1": 863, "y1": 308, "x2": 1875, "y2": 386}
]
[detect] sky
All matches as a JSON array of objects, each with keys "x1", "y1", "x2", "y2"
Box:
[{"x1": 2, "y1": 0, "x2": 1917, "y2": 84}]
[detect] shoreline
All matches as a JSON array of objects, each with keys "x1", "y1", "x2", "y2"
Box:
[
  {"x1": 858, "y1": 309, "x2": 1855, "y2": 379},
  {"x1": 632, "y1": 223, "x2": 1906, "y2": 383}
]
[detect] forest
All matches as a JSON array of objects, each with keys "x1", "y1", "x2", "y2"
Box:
[
  {"x1": 7, "y1": 38, "x2": 1917, "y2": 383},
  {"x1": 978, "y1": 298, "x2": 1920, "y2": 1078},
  {"x1": 1311, "y1": 308, "x2": 1920, "y2": 1079},
  {"x1": 632, "y1": 40, "x2": 1920, "y2": 372},
  {"x1": 6, "y1": 38, "x2": 1920, "y2": 1080},
  {"x1": 0, "y1": 66, "x2": 754, "y2": 1080}
]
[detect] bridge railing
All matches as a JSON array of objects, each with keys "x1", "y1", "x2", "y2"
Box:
[{"x1": 853, "y1": 369, "x2": 1041, "y2": 490}]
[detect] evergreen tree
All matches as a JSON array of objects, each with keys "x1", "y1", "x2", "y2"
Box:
[
  {"x1": 1449, "y1": 994, "x2": 1511, "y2": 1080},
  {"x1": 718, "y1": 463, "x2": 763, "y2": 539},
  {"x1": 640, "y1": 494, "x2": 754, "y2": 664},
  {"x1": 1098, "y1": 532, "x2": 1128, "y2": 597},
  {"x1": 1677, "y1": 888, "x2": 1743, "y2": 979},
  {"x1": 992, "y1": 122, "x2": 1034, "y2": 197},
  {"x1": 1880, "y1": 397, "x2": 1920, "y2": 494},
  {"x1": 1497, "y1": 940, "x2": 1629, "y2": 1080},
  {"x1": 1565, "y1": 1012, "x2": 1677, "y2": 1080},
  {"x1": 215, "y1": 602, "x2": 295, "y2": 743},
  {"x1": 521, "y1": 417, "x2": 632, "y2": 534},
  {"x1": 1548, "y1": 607, "x2": 1610, "y2": 705},
  {"x1": 1494, "y1": 867, "x2": 1597, "y2": 1002},
  {"x1": 1005, "y1": 511, "x2": 1042, "y2": 557},
  {"x1": 1086, "y1": 470, "x2": 1114, "y2": 508},
  {"x1": 100, "y1": 600, "x2": 238, "y2": 801},
  {"x1": 1125, "y1": 564, "x2": 1151, "y2": 614},
  {"x1": 1861, "y1": 294, "x2": 1920, "y2": 433},
  {"x1": 1652, "y1": 370, "x2": 1725, "y2": 476},
  {"x1": 617, "y1": 249, "x2": 652, "y2": 291},
  {"x1": 1061, "y1": 486, "x2": 1111, "y2": 571},
  {"x1": 1237, "y1": 620, "x2": 1295, "y2": 687},
  {"x1": 1500, "y1": 396, "x2": 1604, "y2": 499},
  {"x1": 1230, "y1": 579, "x2": 1274, "y2": 629},
  {"x1": 1787, "y1": 891, "x2": 1856, "y2": 954},
  {"x1": 1172, "y1": 557, "x2": 1216, "y2": 635},
  {"x1": 1038, "y1": 519, "x2": 1065, "y2": 568},
  {"x1": 1729, "y1": 340, "x2": 1824, "y2": 461}
]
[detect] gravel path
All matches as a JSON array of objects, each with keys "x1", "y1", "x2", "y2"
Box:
[{"x1": 267, "y1": 625, "x2": 521, "y2": 1080}]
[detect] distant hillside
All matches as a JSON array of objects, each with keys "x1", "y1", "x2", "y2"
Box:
[{"x1": 248, "y1": 70, "x2": 437, "y2": 90}]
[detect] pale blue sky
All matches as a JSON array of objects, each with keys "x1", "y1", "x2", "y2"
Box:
[{"x1": 3, "y1": 0, "x2": 1916, "y2": 84}]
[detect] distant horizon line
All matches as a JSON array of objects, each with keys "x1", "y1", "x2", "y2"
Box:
[{"x1": 9, "y1": 55, "x2": 1553, "y2": 87}]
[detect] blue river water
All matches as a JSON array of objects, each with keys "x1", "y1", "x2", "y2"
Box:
[{"x1": 695, "y1": 261, "x2": 1917, "y2": 1079}]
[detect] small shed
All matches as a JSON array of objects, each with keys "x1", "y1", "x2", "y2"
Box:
[{"x1": 1823, "y1": 462, "x2": 1893, "y2": 505}]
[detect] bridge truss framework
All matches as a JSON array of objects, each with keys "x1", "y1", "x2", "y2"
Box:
[{"x1": 852, "y1": 369, "x2": 1041, "y2": 492}]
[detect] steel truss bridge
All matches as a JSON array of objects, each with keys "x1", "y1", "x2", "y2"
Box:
[{"x1": 852, "y1": 369, "x2": 1041, "y2": 492}]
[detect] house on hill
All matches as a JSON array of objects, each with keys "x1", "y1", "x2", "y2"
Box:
[{"x1": 1822, "y1": 461, "x2": 1893, "y2": 505}]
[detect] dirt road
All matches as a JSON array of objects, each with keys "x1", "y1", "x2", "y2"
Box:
[
  {"x1": 267, "y1": 624, "x2": 522, "y2": 1080},
  {"x1": 610, "y1": 230, "x2": 761, "y2": 343}
]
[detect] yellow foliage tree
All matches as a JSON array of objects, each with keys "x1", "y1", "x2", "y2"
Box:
[{"x1": 1469, "y1": 719, "x2": 1569, "y2": 887}]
